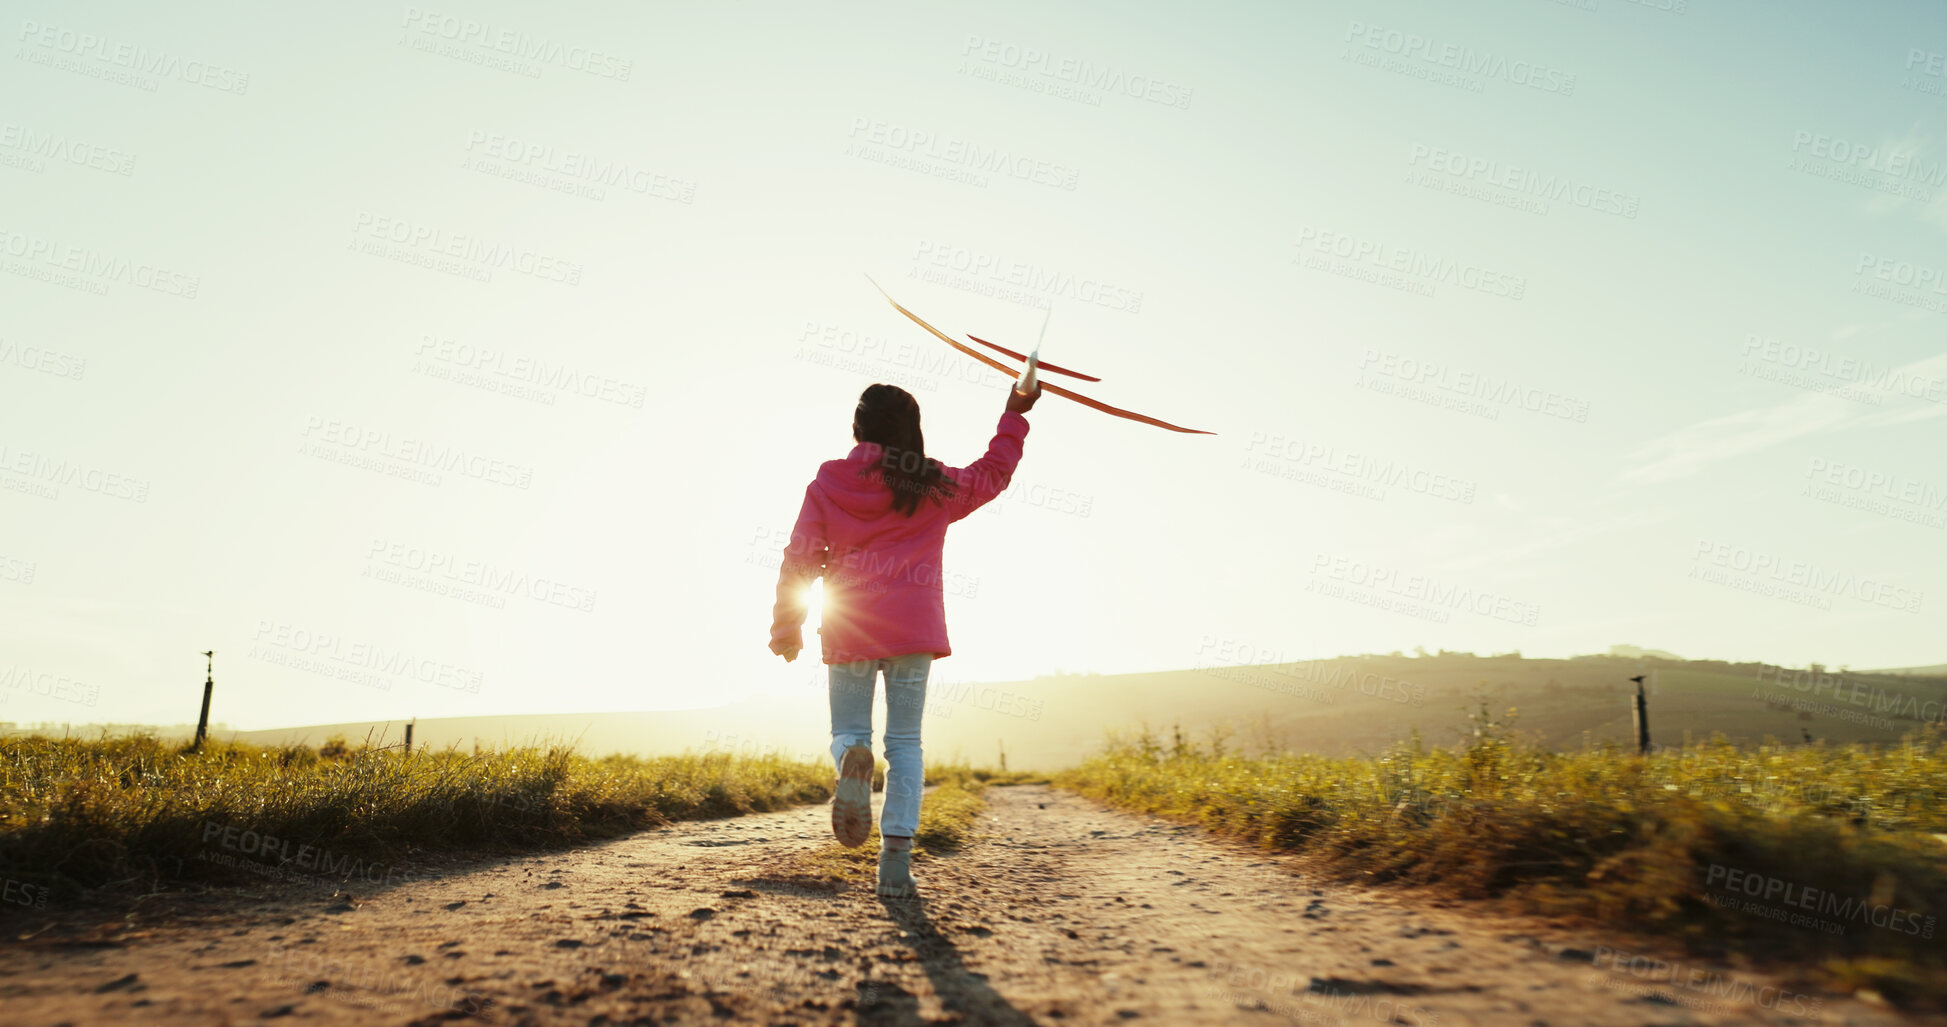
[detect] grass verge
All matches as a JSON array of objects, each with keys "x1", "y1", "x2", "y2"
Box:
[
  {"x1": 1057, "y1": 724, "x2": 1947, "y2": 1008},
  {"x1": 0, "y1": 733, "x2": 832, "y2": 901}
]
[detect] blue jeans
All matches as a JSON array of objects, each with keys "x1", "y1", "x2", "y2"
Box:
[{"x1": 828, "y1": 653, "x2": 931, "y2": 838}]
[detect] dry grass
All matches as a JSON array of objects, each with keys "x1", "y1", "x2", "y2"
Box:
[
  {"x1": 0, "y1": 733, "x2": 832, "y2": 901},
  {"x1": 1058, "y1": 713, "x2": 1947, "y2": 1008}
]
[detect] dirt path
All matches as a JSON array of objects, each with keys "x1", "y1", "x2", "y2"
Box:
[{"x1": 0, "y1": 784, "x2": 1936, "y2": 1026}]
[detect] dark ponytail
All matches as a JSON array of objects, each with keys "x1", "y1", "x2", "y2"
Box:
[{"x1": 853, "y1": 384, "x2": 955, "y2": 516}]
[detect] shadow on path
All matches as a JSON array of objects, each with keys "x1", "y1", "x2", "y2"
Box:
[{"x1": 871, "y1": 893, "x2": 1039, "y2": 1026}]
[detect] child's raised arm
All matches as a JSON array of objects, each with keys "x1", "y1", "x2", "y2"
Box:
[{"x1": 945, "y1": 386, "x2": 1038, "y2": 522}]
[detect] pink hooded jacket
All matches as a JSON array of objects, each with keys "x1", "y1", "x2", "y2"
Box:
[{"x1": 770, "y1": 410, "x2": 1030, "y2": 664}]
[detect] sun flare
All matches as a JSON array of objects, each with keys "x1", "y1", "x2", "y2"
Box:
[{"x1": 804, "y1": 578, "x2": 824, "y2": 626}]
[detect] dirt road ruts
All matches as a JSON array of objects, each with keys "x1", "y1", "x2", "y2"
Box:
[{"x1": 0, "y1": 784, "x2": 1931, "y2": 1025}]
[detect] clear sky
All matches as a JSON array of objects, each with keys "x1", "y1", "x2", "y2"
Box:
[{"x1": 3, "y1": 0, "x2": 1944, "y2": 731}]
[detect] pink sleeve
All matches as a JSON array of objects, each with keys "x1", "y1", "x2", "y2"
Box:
[
  {"x1": 945, "y1": 410, "x2": 1030, "y2": 522},
  {"x1": 770, "y1": 483, "x2": 828, "y2": 646}
]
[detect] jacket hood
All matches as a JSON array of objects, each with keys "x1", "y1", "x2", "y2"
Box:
[{"x1": 816, "y1": 442, "x2": 897, "y2": 519}]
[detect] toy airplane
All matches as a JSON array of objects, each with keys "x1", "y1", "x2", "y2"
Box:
[
  {"x1": 1004, "y1": 301, "x2": 1050, "y2": 397},
  {"x1": 864, "y1": 276, "x2": 1214, "y2": 435}
]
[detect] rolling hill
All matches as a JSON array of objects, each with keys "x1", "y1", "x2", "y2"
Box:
[{"x1": 210, "y1": 652, "x2": 1947, "y2": 769}]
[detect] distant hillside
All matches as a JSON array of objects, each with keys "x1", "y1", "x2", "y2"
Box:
[
  {"x1": 1870, "y1": 663, "x2": 1947, "y2": 676},
  {"x1": 218, "y1": 653, "x2": 1947, "y2": 770}
]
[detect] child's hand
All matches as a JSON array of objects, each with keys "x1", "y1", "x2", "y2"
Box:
[
  {"x1": 769, "y1": 634, "x2": 801, "y2": 662},
  {"x1": 1006, "y1": 382, "x2": 1041, "y2": 414}
]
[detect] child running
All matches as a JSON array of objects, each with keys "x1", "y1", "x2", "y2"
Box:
[{"x1": 769, "y1": 380, "x2": 1039, "y2": 897}]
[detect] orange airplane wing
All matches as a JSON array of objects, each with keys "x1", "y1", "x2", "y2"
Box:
[{"x1": 865, "y1": 277, "x2": 1214, "y2": 436}]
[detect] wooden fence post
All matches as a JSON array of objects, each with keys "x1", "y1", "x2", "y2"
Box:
[
  {"x1": 1630, "y1": 674, "x2": 1650, "y2": 755},
  {"x1": 193, "y1": 650, "x2": 215, "y2": 751}
]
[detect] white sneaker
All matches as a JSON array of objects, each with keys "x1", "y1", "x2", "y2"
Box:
[
  {"x1": 832, "y1": 745, "x2": 874, "y2": 848},
  {"x1": 877, "y1": 847, "x2": 919, "y2": 898}
]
